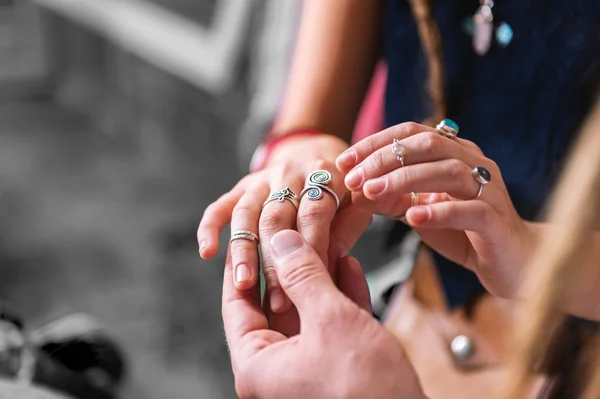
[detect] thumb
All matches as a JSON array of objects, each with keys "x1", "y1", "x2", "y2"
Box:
[
  {"x1": 271, "y1": 230, "x2": 340, "y2": 321},
  {"x1": 337, "y1": 256, "x2": 372, "y2": 313}
]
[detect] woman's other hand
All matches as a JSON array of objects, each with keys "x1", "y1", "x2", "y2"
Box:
[
  {"x1": 336, "y1": 121, "x2": 533, "y2": 298},
  {"x1": 223, "y1": 230, "x2": 425, "y2": 399},
  {"x1": 198, "y1": 134, "x2": 372, "y2": 335}
]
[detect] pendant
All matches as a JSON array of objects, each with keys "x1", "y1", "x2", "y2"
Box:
[{"x1": 473, "y1": 1, "x2": 494, "y2": 55}]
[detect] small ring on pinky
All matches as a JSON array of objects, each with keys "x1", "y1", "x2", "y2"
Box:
[{"x1": 230, "y1": 230, "x2": 260, "y2": 244}]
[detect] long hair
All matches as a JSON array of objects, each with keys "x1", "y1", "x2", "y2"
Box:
[
  {"x1": 504, "y1": 99, "x2": 600, "y2": 397},
  {"x1": 407, "y1": 1, "x2": 600, "y2": 397}
]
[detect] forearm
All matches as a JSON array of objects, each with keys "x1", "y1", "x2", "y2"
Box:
[
  {"x1": 273, "y1": 0, "x2": 381, "y2": 143},
  {"x1": 525, "y1": 221, "x2": 600, "y2": 321}
]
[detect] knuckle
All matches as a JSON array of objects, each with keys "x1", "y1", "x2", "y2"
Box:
[
  {"x1": 259, "y1": 208, "x2": 288, "y2": 232},
  {"x1": 231, "y1": 202, "x2": 255, "y2": 221},
  {"x1": 371, "y1": 148, "x2": 387, "y2": 171},
  {"x1": 297, "y1": 203, "x2": 331, "y2": 226},
  {"x1": 402, "y1": 121, "x2": 421, "y2": 135},
  {"x1": 262, "y1": 267, "x2": 280, "y2": 287},
  {"x1": 279, "y1": 259, "x2": 319, "y2": 289},
  {"x1": 448, "y1": 159, "x2": 468, "y2": 179},
  {"x1": 419, "y1": 132, "x2": 443, "y2": 153},
  {"x1": 311, "y1": 158, "x2": 334, "y2": 171},
  {"x1": 229, "y1": 239, "x2": 253, "y2": 257},
  {"x1": 400, "y1": 165, "x2": 412, "y2": 187}
]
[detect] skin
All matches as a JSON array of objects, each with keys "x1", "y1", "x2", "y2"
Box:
[
  {"x1": 222, "y1": 229, "x2": 427, "y2": 399},
  {"x1": 337, "y1": 122, "x2": 600, "y2": 321},
  {"x1": 198, "y1": 0, "x2": 380, "y2": 336}
]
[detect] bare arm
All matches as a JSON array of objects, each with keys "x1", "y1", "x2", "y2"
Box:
[{"x1": 273, "y1": 0, "x2": 382, "y2": 142}]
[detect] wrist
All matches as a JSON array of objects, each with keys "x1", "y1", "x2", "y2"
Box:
[
  {"x1": 250, "y1": 129, "x2": 324, "y2": 172},
  {"x1": 251, "y1": 130, "x2": 348, "y2": 172}
]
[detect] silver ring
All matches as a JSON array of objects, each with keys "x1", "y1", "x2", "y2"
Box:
[
  {"x1": 301, "y1": 170, "x2": 340, "y2": 210},
  {"x1": 475, "y1": 184, "x2": 484, "y2": 199},
  {"x1": 392, "y1": 138, "x2": 406, "y2": 167},
  {"x1": 393, "y1": 192, "x2": 419, "y2": 222},
  {"x1": 471, "y1": 167, "x2": 491, "y2": 200},
  {"x1": 435, "y1": 119, "x2": 459, "y2": 139},
  {"x1": 263, "y1": 187, "x2": 299, "y2": 209},
  {"x1": 230, "y1": 230, "x2": 259, "y2": 244}
]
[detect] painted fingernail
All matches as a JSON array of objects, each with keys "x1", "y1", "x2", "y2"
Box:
[
  {"x1": 408, "y1": 206, "x2": 431, "y2": 224},
  {"x1": 271, "y1": 230, "x2": 304, "y2": 259},
  {"x1": 235, "y1": 263, "x2": 252, "y2": 284},
  {"x1": 345, "y1": 167, "x2": 364, "y2": 189},
  {"x1": 270, "y1": 289, "x2": 285, "y2": 311},
  {"x1": 336, "y1": 150, "x2": 357, "y2": 170},
  {"x1": 364, "y1": 177, "x2": 387, "y2": 196}
]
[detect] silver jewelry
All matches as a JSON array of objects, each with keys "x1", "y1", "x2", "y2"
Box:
[
  {"x1": 230, "y1": 230, "x2": 260, "y2": 244},
  {"x1": 471, "y1": 166, "x2": 491, "y2": 199},
  {"x1": 435, "y1": 119, "x2": 460, "y2": 139},
  {"x1": 392, "y1": 138, "x2": 406, "y2": 167},
  {"x1": 450, "y1": 335, "x2": 475, "y2": 360},
  {"x1": 394, "y1": 192, "x2": 419, "y2": 222},
  {"x1": 300, "y1": 170, "x2": 340, "y2": 209},
  {"x1": 263, "y1": 187, "x2": 299, "y2": 209}
]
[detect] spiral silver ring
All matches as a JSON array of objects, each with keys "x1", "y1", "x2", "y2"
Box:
[
  {"x1": 230, "y1": 230, "x2": 260, "y2": 244},
  {"x1": 301, "y1": 170, "x2": 340, "y2": 210},
  {"x1": 263, "y1": 187, "x2": 299, "y2": 209}
]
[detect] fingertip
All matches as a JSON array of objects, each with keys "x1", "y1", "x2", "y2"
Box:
[
  {"x1": 269, "y1": 289, "x2": 290, "y2": 313},
  {"x1": 336, "y1": 149, "x2": 357, "y2": 172},
  {"x1": 406, "y1": 206, "x2": 431, "y2": 226},
  {"x1": 199, "y1": 241, "x2": 219, "y2": 259}
]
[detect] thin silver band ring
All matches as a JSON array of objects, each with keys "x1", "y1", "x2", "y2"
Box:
[
  {"x1": 230, "y1": 230, "x2": 260, "y2": 244},
  {"x1": 394, "y1": 192, "x2": 419, "y2": 222}
]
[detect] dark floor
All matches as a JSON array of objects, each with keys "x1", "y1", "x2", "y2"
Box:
[{"x1": 0, "y1": 99, "x2": 243, "y2": 399}]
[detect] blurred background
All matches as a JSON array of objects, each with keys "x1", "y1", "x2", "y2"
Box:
[{"x1": 0, "y1": 1, "x2": 391, "y2": 398}]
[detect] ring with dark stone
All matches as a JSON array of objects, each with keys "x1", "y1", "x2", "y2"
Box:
[{"x1": 472, "y1": 166, "x2": 491, "y2": 185}]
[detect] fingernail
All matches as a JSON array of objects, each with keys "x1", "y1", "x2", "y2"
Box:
[
  {"x1": 235, "y1": 263, "x2": 251, "y2": 284},
  {"x1": 198, "y1": 240, "x2": 207, "y2": 256},
  {"x1": 271, "y1": 230, "x2": 304, "y2": 259},
  {"x1": 270, "y1": 289, "x2": 285, "y2": 311},
  {"x1": 364, "y1": 177, "x2": 387, "y2": 196},
  {"x1": 408, "y1": 206, "x2": 431, "y2": 224},
  {"x1": 336, "y1": 150, "x2": 357, "y2": 170},
  {"x1": 345, "y1": 167, "x2": 364, "y2": 189}
]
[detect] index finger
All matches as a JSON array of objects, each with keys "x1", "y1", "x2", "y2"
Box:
[
  {"x1": 336, "y1": 122, "x2": 435, "y2": 173},
  {"x1": 222, "y1": 246, "x2": 283, "y2": 363}
]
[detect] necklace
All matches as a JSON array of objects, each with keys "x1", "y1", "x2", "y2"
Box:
[{"x1": 467, "y1": 0, "x2": 513, "y2": 55}]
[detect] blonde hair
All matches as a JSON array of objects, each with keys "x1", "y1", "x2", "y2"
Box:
[{"x1": 407, "y1": 1, "x2": 600, "y2": 396}]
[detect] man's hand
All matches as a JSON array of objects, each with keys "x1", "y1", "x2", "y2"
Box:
[{"x1": 222, "y1": 230, "x2": 425, "y2": 399}]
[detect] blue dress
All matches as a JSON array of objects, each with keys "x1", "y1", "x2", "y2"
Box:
[{"x1": 383, "y1": 0, "x2": 600, "y2": 307}]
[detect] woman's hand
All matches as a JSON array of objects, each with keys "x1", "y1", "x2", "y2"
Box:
[
  {"x1": 223, "y1": 230, "x2": 426, "y2": 399},
  {"x1": 198, "y1": 134, "x2": 372, "y2": 335},
  {"x1": 336, "y1": 122, "x2": 533, "y2": 298}
]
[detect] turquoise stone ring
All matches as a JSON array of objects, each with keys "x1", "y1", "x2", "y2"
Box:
[{"x1": 436, "y1": 119, "x2": 460, "y2": 139}]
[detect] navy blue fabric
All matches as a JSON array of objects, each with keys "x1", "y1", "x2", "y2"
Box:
[{"x1": 383, "y1": 0, "x2": 600, "y2": 308}]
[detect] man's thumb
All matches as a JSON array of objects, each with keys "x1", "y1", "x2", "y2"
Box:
[{"x1": 270, "y1": 230, "x2": 339, "y2": 319}]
